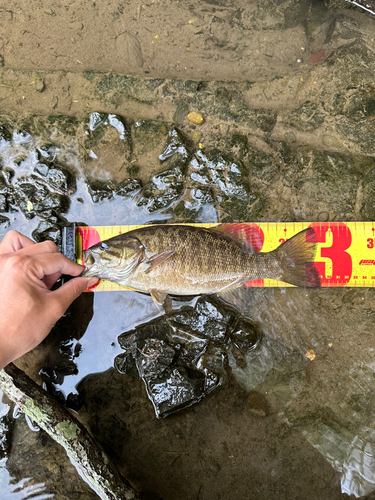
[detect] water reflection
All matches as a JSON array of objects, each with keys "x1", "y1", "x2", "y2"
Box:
[
  {"x1": 0, "y1": 464, "x2": 54, "y2": 500},
  {"x1": 46, "y1": 291, "x2": 161, "y2": 398}
]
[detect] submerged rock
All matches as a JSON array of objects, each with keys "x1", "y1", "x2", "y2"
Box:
[
  {"x1": 82, "y1": 112, "x2": 133, "y2": 182},
  {"x1": 116, "y1": 296, "x2": 261, "y2": 418},
  {"x1": 285, "y1": 101, "x2": 325, "y2": 132}
]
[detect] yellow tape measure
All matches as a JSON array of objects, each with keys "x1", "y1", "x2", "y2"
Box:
[{"x1": 75, "y1": 222, "x2": 375, "y2": 291}]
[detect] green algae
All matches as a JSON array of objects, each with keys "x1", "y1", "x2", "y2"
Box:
[{"x1": 55, "y1": 420, "x2": 79, "y2": 441}]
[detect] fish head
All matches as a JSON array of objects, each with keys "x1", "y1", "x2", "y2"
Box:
[{"x1": 81, "y1": 236, "x2": 145, "y2": 282}]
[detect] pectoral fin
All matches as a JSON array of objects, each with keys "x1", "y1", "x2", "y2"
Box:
[{"x1": 143, "y1": 250, "x2": 175, "y2": 274}]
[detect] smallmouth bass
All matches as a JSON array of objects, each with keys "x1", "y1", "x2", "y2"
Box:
[{"x1": 81, "y1": 224, "x2": 320, "y2": 306}]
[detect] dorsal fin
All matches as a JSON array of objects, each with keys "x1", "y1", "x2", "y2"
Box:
[{"x1": 214, "y1": 223, "x2": 264, "y2": 253}]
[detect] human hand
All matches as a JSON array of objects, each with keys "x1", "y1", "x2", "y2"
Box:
[{"x1": 0, "y1": 230, "x2": 98, "y2": 370}]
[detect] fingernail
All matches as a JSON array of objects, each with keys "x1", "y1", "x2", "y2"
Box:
[{"x1": 87, "y1": 277, "x2": 99, "y2": 288}]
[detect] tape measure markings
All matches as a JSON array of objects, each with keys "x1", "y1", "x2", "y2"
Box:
[{"x1": 76, "y1": 222, "x2": 375, "y2": 290}]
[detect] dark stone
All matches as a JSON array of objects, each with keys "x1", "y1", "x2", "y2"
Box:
[
  {"x1": 116, "y1": 178, "x2": 142, "y2": 197},
  {"x1": 117, "y1": 296, "x2": 260, "y2": 417},
  {"x1": 32, "y1": 220, "x2": 63, "y2": 247},
  {"x1": 0, "y1": 194, "x2": 8, "y2": 212},
  {"x1": 0, "y1": 414, "x2": 13, "y2": 459},
  {"x1": 137, "y1": 166, "x2": 185, "y2": 212},
  {"x1": 230, "y1": 317, "x2": 261, "y2": 350},
  {"x1": 88, "y1": 182, "x2": 114, "y2": 203},
  {"x1": 159, "y1": 128, "x2": 190, "y2": 165}
]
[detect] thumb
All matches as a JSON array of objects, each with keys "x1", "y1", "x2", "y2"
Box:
[{"x1": 51, "y1": 277, "x2": 99, "y2": 316}]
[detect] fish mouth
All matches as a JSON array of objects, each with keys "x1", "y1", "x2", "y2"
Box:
[
  {"x1": 80, "y1": 266, "x2": 94, "y2": 278},
  {"x1": 80, "y1": 251, "x2": 96, "y2": 277}
]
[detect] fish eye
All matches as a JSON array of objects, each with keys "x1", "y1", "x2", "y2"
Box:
[{"x1": 100, "y1": 242, "x2": 108, "y2": 250}]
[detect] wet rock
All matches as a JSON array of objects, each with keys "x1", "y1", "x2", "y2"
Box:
[
  {"x1": 113, "y1": 351, "x2": 137, "y2": 376},
  {"x1": 0, "y1": 413, "x2": 12, "y2": 459},
  {"x1": 169, "y1": 296, "x2": 236, "y2": 342},
  {"x1": 174, "y1": 186, "x2": 216, "y2": 222},
  {"x1": 116, "y1": 178, "x2": 142, "y2": 197},
  {"x1": 158, "y1": 127, "x2": 190, "y2": 167},
  {"x1": 45, "y1": 168, "x2": 69, "y2": 192},
  {"x1": 116, "y1": 296, "x2": 260, "y2": 418},
  {"x1": 231, "y1": 317, "x2": 260, "y2": 350},
  {"x1": 88, "y1": 182, "x2": 114, "y2": 203},
  {"x1": 188, "y1": 149, "x2": 255, "y2": 221},
  {"x1": 146, "y1": 367, "x2": 203, "y2": 417},
  {"x1": 0, "y1": 194, "x2": 7, "y2": 212},
  {"x1": 34, "y1": 162, "x2": 73, "y2": 193},
  {"x1": 134, "y1": 339, "x2": 176, "y2": 379},
  {"x1": 32, "y1": 220, "x2": 63, "y2": 247},
  {"x1": 36, "y1": 144, "x2": 56, "y2": 161},
  {"x1": 137, "y1": 166, "x2": 185, "y2": 212},
  {"x1": 13, "y1": 179, "x2": 69, "y2": 219},
  {"x1": 2, "y1": 169, "x2": 14, "y2": 184}
]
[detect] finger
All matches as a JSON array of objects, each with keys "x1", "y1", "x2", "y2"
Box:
[
  {"x1": 50, "y1": 277, "x2": 99, "y2": 316},
  {"x1": 30, "y1": 253, "x2": 84, "y2": 280},
  {"x1": 43, "y1": 271, "x2": 63, "y2": 289},
  {"x1": 16, "y1": 239, "x2": 59, "y2": 257},
  {"x1": 0, "y1": 230, "x2": 34, "y2": 254}
]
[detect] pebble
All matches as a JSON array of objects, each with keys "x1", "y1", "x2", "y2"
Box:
[
  {"x1": 318, "y1": 211, "x2": 329, "y2": 222},
  {"x1": 187, "y1": 111, "x2": 204, "y2": 125},
  {"x1": 35, "y1": 79, "x2": 45, "y2": 93}
]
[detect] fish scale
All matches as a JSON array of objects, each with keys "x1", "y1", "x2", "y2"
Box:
[{"x1": 119, "y1": 225, "x2": 258, "y2": 295}]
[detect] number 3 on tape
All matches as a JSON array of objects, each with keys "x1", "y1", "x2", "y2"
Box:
[{"x1": 310, "y1": 222, "x2": 352, "y2": 286}]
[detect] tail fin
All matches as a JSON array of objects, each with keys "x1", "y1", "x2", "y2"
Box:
[{"x1": 272, "y1": 228, "x2": 320, "y2": 287}]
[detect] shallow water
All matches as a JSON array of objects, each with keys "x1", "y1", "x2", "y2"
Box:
[
  {"x1": 0, "y1": 111, "x2": 369, "y2": 500},
  {"x1": 1, "y1": 1, "x2": 375, "y2": 498}
]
